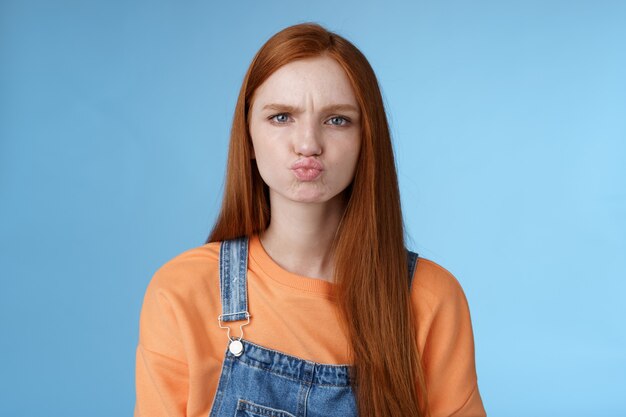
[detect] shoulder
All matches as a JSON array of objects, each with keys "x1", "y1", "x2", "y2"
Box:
[
  {"x1": 137, "y1": 241, "x2": 222, "y2": 361},
  {"x1": 409, "y1": 257, "x2": 477, "y2": 360},
  {"x1": 410, "y1": 258, "x2": 485, "y2": 416},
  {"x1": 411, "y1": 257, "x2": 470, "y2": 314},
  {"x1": 146, "y1": 241, "x2": 222, "y2": 297}
]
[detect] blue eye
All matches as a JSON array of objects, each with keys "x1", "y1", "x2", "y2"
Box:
[
  {"x1": 328, "y1": 116, "x2": 349, "y2": 126},
  {"x1": 270, "y1": 113, "x2": 290, "y2": 123}
]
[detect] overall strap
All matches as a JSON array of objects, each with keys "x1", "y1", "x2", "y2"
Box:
[
  {"x1": 218, "y1": 236, "x2": 250, "y2": 323},
  {"x1": 407, "y1": 249, "x2": 419, "y2": 289}
]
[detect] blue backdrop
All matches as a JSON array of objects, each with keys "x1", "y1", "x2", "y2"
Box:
[{"x1": 1, "y1": 1, "x2": 625, "y2": 416}]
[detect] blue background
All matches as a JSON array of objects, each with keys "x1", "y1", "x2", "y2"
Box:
[{"x1": 1, "y1": 1, "x2": 625, "y2": 416}]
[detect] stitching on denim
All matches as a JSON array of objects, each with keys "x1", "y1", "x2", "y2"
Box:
[
  {"x1": 236, "y1": 399, "x2": 297, "y2": 417},
  {"x1": 232, "y1": 357, "x2": 351, "y2": 388},
  {"x1": 243, "y1": 339, "x2": 352, "y2": 368}
]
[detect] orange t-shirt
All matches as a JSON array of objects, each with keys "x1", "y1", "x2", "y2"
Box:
[{"x1": 135, "y1": 235, "x2": 486, "y2": 417}]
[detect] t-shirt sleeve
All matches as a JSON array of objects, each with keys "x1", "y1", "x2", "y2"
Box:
[
  {"x1": 414, "y1": 260, "x2": 487, "y2": 417},
  {"x1": 134, "y1": 266, "x2": 189, "y2": 417}
]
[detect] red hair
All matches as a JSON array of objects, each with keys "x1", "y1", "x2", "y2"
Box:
[{"x1": 208, "y1": 22, "x2": 428, "y2": 417}]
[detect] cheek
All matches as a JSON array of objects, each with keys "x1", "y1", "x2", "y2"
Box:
[
  {"x1": 329, "y1": 140, "x2": 361, "y2": 181},
  {"x1": 251, "y1": 140, "x2": 284, "y2": 184},
  {"x1": 252, "y1": 146, "x2": 273, "y2": 175},
  {"x1": 344, "y1": 150, "x2": 360, "y2": 179},
  {"x1": 342, "y1": 136, "x2": 361, "y2": 168},
  {"x1": 249, "y1": 125, "x2": 270, "y2": 163}
]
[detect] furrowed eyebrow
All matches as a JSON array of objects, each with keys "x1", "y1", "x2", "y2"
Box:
[{"x1": 261, "y1": 103, "x2": 360, "y2": 114}]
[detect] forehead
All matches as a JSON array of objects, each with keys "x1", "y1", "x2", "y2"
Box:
[{"x1": 251, "y1": 55, "x2": 358, "y2": 108}]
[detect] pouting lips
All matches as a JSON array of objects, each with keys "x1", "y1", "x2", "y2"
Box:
[{"x1": 291, "y1": 167, "x2": 322, "y2": 181}]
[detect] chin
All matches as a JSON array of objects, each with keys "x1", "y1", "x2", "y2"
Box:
[
  {"x1": 271, "y1": 185, "x2": 345, "y2": 205},
  {"x1": 286, "y1": 190, "x2": 335, "y2": 204},
  {"x1": 291, "y1": 195, "x2": 330, "y2": 204}
]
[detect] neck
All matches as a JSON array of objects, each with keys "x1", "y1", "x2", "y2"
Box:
[{"x1": 259, "y1": 192, "x2": 347, "y2": 283}]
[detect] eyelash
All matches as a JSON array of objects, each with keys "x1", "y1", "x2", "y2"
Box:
[{"x1": 268, "y1": 113, "x2": 351, "y2": 126}]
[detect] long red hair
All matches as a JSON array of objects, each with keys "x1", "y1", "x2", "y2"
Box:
[{"x1": 207, "y1": 22, "x2": 428, "y2": 417}]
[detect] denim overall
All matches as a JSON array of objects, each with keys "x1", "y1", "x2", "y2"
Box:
[{"x1": 208, "y1": 236, "x2": 418, "y2": 417}]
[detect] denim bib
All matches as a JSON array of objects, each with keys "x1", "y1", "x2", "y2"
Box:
[{"x1": 208, "y1": 236, "x2": 418, "y2": 417}]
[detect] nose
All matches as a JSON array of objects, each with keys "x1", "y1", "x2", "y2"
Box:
[{"x1": 293, "y1": 117, "x2": 322, "y2": 156}]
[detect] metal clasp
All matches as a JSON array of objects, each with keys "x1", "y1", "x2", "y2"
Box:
[{"x1": 217, "y1": 311, "x2": 251, "y2": 342}]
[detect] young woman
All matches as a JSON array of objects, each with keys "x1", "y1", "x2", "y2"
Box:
[{"x1": 135, "y1": 23, "x2": 486, "y2": 417}]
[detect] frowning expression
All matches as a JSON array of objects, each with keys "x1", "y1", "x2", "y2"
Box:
[{"x1": 248, "y1": 55, "x2": 362, "y2": 204}]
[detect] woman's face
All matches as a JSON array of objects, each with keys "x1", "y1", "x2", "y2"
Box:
[{"x1": 248, "y1": 55, "x2": 361, "y2": 205}]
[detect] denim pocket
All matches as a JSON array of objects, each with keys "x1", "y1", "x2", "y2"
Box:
[{"x1": 235, "y1": 399, "x2": 296, "y2": 417}]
